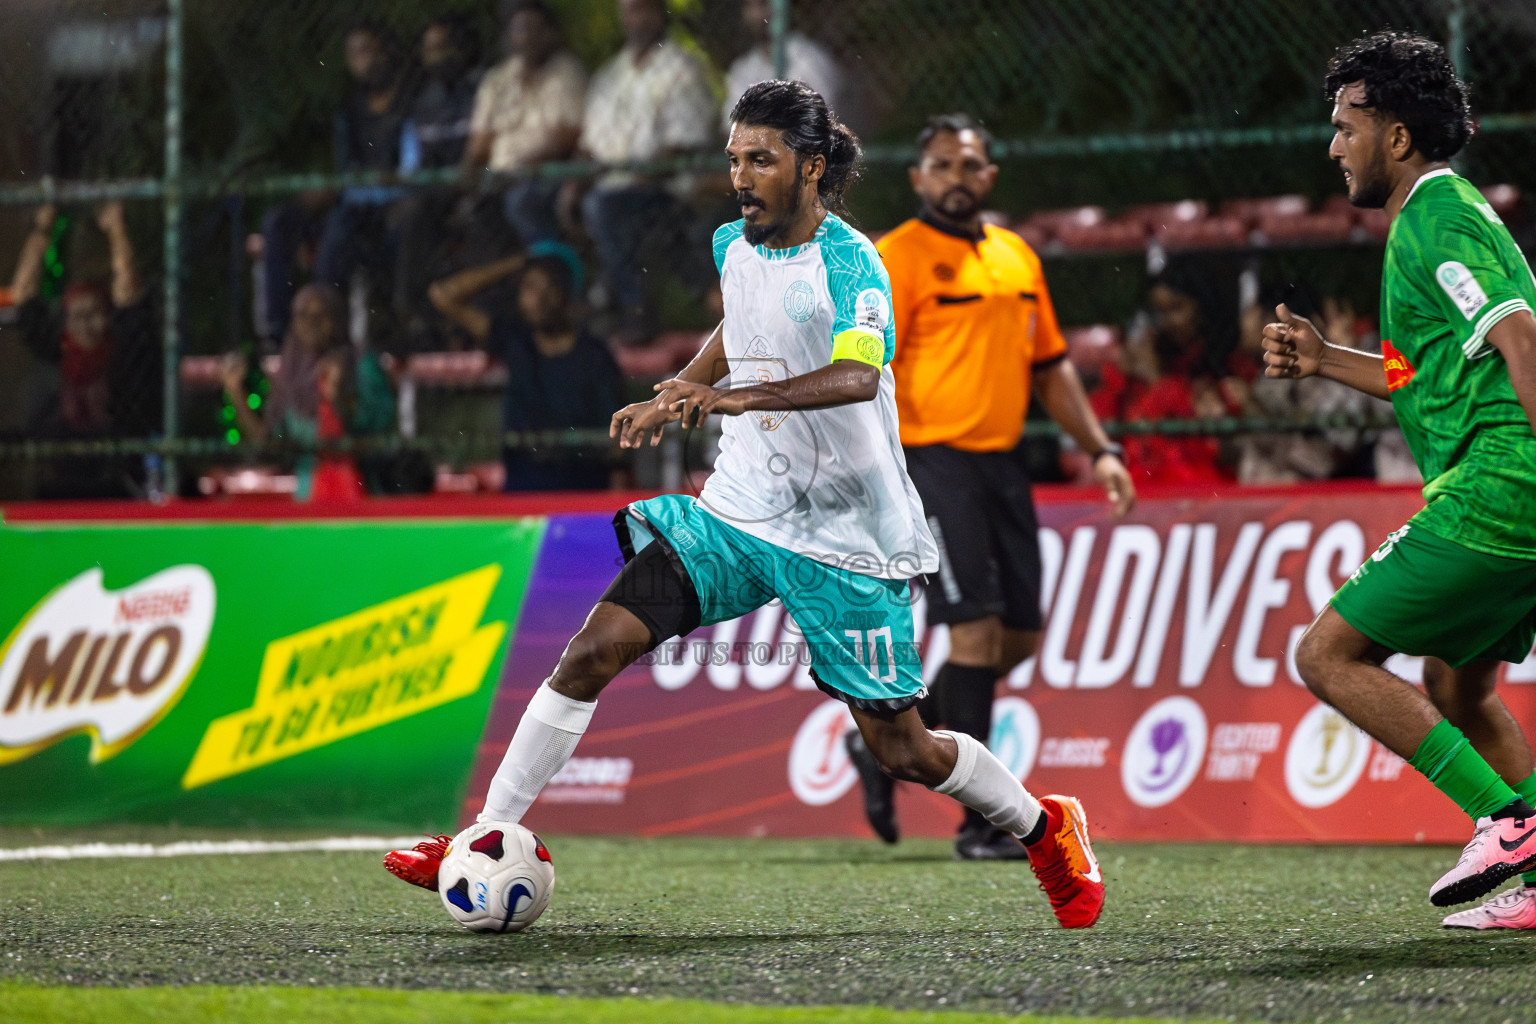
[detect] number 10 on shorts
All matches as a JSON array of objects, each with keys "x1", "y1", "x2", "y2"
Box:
[{"x1": 846, "y1": 627, "x2": 898, "y2": 683}]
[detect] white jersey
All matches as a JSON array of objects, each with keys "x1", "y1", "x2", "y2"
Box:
[{"x1": 700, "y1": 214, "x2": 939, "y2": 580}]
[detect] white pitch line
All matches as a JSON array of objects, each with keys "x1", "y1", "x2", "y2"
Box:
[{"x1": 0, "y1": 836, "x2": 422, "y2": 862}]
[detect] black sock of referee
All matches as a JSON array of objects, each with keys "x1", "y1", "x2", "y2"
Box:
[{"x1": 933, "y1": 661, "x2": 1000, "y2": 835}]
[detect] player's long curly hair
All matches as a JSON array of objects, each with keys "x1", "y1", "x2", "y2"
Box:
[
  {"x1": 1323, "y1": 31, "x2": 1472, "y2": 162},
  {"x1": 729, "y1": 80, "x2": 861, "y2": 213}
]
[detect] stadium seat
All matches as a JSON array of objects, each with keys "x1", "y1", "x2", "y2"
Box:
[
  {"x1": 1062, "y1": 325, "x2": 1121, "y2": 373},
  {"x1": 404, "y1": 350, "x2": 509, "y2": 389},
  {"x1": 613, "y1": 330, "x2": 706, "y2": 380},
  {"x1": 1219, "y1": 194, "x2": 1309, "y2": 226},
  {"x1": 1480, "y1": 184, "x2": 1523, "y2": 221},
  {"x1": 1155, "y1": 214, "x2": 1248, "y2": 250},
  {"x1": 1016, "y1": 206, "x2": 1107, "y2": 252}
]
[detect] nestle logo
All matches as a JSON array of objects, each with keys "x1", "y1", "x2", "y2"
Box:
[{"x1": 116, "y1": 588, "x2": 191, "y2": 624}]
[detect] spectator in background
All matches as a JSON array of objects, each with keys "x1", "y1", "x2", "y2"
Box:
[
  {"x1": 9, "y1": 203, "x2": 160, "y2": 497},
  {"x1": 1087, "y1": 271, "x2": 1229, "y2": 484},
  {"x1": 222, "y1": 284, "x2": 396, "y2": 501},
  {"x1": 463, "y1": 1, "x2": 587, "y2": 247},
  {"x1": 394, "y1": 13, "x2": 485, "y2": 341},
  {"x1": 260, "y1": 20, "x2": 414, "y2": 345},
  {"x1": 721, "y1": 0, "x2": 842, "y2": 131},
  {"x1": 429, "y1": 245, "x2": 624, "y2": 490},
  {"x1": 570, "y1": 0, "x2": 715, "y2": 336}
]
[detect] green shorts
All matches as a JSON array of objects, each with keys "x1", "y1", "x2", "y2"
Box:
[
  {"x1": 1330, "y1": 521, "x2": 1536, "y2": 667},
  {"x1": 619, "y1": 494, "x2": 925, "y2": 713}
]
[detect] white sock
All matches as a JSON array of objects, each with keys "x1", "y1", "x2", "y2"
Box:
[
  {"x1": 479, "y1": 681, "x2": 596, "y2": 823},
  {"x1": 930, "y1": 730, "x2": 1042, "y2": 839}
]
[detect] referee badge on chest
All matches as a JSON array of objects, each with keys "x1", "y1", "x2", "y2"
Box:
[{"x1": 783, "y1": 280, "x2": 817, "y2": 322}]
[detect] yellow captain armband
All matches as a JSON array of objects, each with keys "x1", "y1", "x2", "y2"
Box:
[{"x1": 831, "y1": 329, "x2": 886, "y2": 368}]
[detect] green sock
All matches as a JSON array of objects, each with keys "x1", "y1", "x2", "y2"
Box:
[
  {"x1": 1516, "y1": 771, "x2": 1536, "y2": 886},
  {"x1": 1408, "y1": 720, "x2": 1521, "y2": 821}
]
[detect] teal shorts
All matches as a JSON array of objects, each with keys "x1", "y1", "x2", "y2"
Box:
[
  {"x1": 1330, "y1": 521, "x2": 1536, "y2": 667},
  {"x1": 617, "y1": 494, "x2": 926, "y2": 713}
]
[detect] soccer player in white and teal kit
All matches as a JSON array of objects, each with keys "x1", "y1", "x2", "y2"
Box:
[
  {"x1": 1263, "y1": 34, "x2": 1536, "y2": 928},
  {"x1": 384, "y1": 82, "x2": 1104, "y2": 928}
]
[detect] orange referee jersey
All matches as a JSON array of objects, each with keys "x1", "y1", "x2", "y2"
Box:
[{"x1": 879, "y1": 216, "x2": 1067, "y2": 452}]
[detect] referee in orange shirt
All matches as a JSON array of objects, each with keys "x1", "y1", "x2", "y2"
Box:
[{"x1": 847, "y1": 114, "x2": 1135, "y2": 859}]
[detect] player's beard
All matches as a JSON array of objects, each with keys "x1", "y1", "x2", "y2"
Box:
[
  {"x1": 742, "y1": 168, "x2": 804, "y2": 246},
  {"x1": 1347, "y1": 144, "x2": 1393, "y2": 209}
]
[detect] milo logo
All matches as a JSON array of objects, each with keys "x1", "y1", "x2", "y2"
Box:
[{"x1": 0, "y1": 566, "x2": 216, "y2": 764}]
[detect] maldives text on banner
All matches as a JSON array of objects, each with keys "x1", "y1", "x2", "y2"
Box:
[{"x1": 496, "y1": 490, "x2": 1536, "y2": 844}]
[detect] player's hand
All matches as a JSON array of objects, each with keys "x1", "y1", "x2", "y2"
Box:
[
  {"x1": 655, "y1": 378, "x2": 749, "y2": 427},
  {"x1": 32, "y1": 204, "x2": 57, "y2": 234},
  {"x1": 1094, "y1": 454, "x2": 1135, "y2": 517},
  {"x1": 610, "y1": 395, "x2": 679, "y2": 448},
  {"x1": 1262, "y1": 303, "x2": 1326, "y2": 379}
]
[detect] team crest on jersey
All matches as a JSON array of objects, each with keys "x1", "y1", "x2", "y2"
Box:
[
  {"x1": 1381, "y1": 339, "x2": 1416, "y2": 392},
  {"x1": 782, "y1": 280, "x2": 816, "y2": 323},
  {"x1": 932, "y1": 263, "x2": 955, "y2": 281}
]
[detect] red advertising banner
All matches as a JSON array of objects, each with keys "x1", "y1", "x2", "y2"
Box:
[{"x1": 493, "y1": 484, "x2": 1536, "y2": 844}]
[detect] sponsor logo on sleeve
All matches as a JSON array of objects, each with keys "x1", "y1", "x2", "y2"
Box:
[
  {"x1": 182, "y1": 564, "x2": 505, "y2": 788},
  {"x1": 1436, "y1": 260, "x2": 1490, "y2": 320},
  {"x1": 1381, "y1": 339, "x2": 1416, "y2": 392},
  {"x1": 854, "y1": 288, "x2": 890, "y2": 334},
  {"x1": 0, "y1": 565, "x2": 216, "y2": 764}
]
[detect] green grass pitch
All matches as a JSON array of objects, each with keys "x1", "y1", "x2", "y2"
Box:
[{"x1": 3, "y1": 828, "x2": 1535, "y2": 1023}]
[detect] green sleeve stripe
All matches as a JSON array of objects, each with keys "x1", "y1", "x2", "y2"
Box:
[
  {"x1": 831, "y1": 329, "x2": 886, "y2": 367},
  {"x1": 1462, "y1": 299, "x2": 1532, "y2": 358}
]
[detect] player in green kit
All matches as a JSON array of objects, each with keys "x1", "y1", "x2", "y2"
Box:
[{"x1": 1263, "y1": 32, "x2": 1536, "y2": 928}]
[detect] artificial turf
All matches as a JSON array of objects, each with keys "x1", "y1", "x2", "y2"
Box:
[
  {"x1": 0, "y1": 986, "x2": 1206, "y2": 1024},
  {"x1": 2, "y1": 829, "x2": 1534, "y2": 1023}
]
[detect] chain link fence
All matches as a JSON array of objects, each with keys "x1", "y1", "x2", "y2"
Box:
[{"x1": 0, "y1": 0, "x2": 1531, "y2": 500}]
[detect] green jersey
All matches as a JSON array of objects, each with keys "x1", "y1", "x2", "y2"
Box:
[{"x1": 1381, "y1": 168, "x2": 1536, "y2": 559}]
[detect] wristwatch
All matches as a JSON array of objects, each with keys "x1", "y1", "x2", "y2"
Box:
[{"x1": 1091, "y1": 443, "x2": 1125, "y2": 464}]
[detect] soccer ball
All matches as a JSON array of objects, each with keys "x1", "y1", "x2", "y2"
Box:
[{"x1": 437, "y1": 821, "x2": 555, "y2": 933}]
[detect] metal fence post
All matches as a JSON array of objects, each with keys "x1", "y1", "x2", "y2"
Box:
[
  {"x1": 770, "y1": 0, "x2": 789, "y2": 79},
  {"x1": 162, "y1": 0, "x2": 185, "y2": 497}
]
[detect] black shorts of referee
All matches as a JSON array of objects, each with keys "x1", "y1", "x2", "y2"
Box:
[{"x1": 903, "y1": 442, "x2": 1042, "y2": 632}]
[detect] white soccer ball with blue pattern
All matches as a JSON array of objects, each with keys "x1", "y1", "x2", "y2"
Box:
[{"x1": 437, "y1": 821, "x2": 555, "y2": 933}]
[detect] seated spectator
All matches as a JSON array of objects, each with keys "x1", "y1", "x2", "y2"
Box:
[
  {"x1": 721, "y1": 0, "x2": 843, "y2": 130},
  {"x1": 261, "y1": 19, "x2": 414, "y2": 345},
  {"x1": 394, "y1": 13, "x2": 485, "y2": 337},
  {"x1": 429, "y1": 245, "x2": 624, "y2": 491},
  {"x1": 222, "y1": 284, "x2": 396, "y2": 501},
  {"x1": 569, "y1": 0, "x2": 716, "y2": 336},
  {"x1": 9, "y1": 203, "x2": 160, "y2": 497},
  {"x1": 1088, "y1": 274, "x2": 1229, "y2": 485},
  {"x1": 463, "y1": 1, "x2": 587, "y2": 247}
]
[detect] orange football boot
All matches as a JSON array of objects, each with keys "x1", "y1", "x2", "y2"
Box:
[
  {"x1": 383, "y1": 834, "x2": 452, "y2": 891},
  {"x1": 1026, "y1": 795, "x2": 1105, "y2": 928}
]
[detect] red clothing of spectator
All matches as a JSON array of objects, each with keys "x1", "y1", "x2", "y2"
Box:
[
  {"x1": 308, "y1": 396, "x2": 365, "y2": 501},
  {"x1": 1091, "y1": 363, "x2": 1226, "y2": 485}
]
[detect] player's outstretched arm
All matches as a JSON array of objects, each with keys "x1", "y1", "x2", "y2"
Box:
[
  {"x1": 1487, "y1": 310, "x2": 1536, "y2": 438},
  {"x1": 661, "y1": 359, "x2": 881, "y2": 427},
  {"x1": 1262, "y1": 302, "x2": 1389, "y2": 400},
  {"x1": 610, "y1": 322, "x2": 727, "y2": 448},
  {"x1": 1033, "y1": 358, "x2": 1134, "y2": 516}
]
